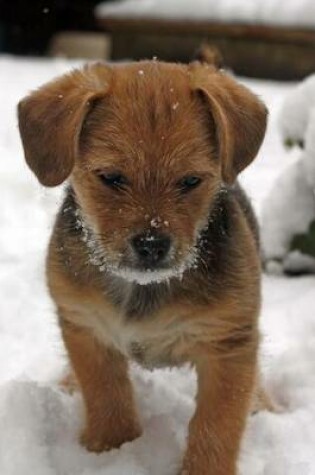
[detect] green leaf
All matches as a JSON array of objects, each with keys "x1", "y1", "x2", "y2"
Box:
[
  {"x1": 290, "y1": 220, "x2": 315, "y2": 258},
  {"x1": 284, "y1": 137, "x2": 304, "y2": 149}
]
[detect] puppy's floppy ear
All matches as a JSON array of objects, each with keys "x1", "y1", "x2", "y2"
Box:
[
  {"x1": 18, "y1": 63, "x2": 111, "y2": 187},
  {"x1": 191, "y1": 65, "x2": 267, "y2": 184}
]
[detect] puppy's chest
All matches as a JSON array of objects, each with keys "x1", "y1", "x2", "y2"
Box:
[
  {"x1": 107, "y1": 279, "x2": 170, "y2": 319},
  {"x1": 82, "y1": 285, "x2": 211, "y2": 369},
  {"x1": 95, "y1": 310, "x2": 208, "y2": 369},
  {"x1": 101, "y1": 283, "x2": 181, "y2": 367}
]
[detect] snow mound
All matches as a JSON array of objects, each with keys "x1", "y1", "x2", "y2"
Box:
[
  {"x1": 262, "y1": 74, "x2": 315, "y2": 271},
  {"x1": 0, "y1": 368, "x2": 194, "y2": 475},
  {"x1": 2, "y1": 319, "x2": 315, "y2": 475},
  {"x1": 279, "y1": 74, "x2": 315, "y2": 145},
  {"x1": 261, "y1": 158, "x2": 315, "y2": 264}
]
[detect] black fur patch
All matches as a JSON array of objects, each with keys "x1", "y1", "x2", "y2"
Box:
[
  {"x1": 125, "y1": 282, "x2": 171, "y2": 318},
  {"x1": 105, "y1": 276, "x2": 172, "y2": 319}
]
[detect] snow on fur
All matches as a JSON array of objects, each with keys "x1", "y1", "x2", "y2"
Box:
[{"x1": 1, "y1": 57, "x2": 315, "y2": 474}]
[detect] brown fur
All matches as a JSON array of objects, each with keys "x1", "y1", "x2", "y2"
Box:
[
  {"x1": 18, "y1": 60, "x2": 268, "y2": 475},
  {"x1": 194, "y1": 43, "x2": 225, "y2": 70}
]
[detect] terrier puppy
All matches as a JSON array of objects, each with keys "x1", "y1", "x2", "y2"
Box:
[{"x1": 18, "y1": 60, "x2": 267, "y2": 475}]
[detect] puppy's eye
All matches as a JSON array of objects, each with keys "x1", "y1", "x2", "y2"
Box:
[
  {"x1": 178, "y1": 176, "x2": 202, "y2": 193},
  {"x1": 98, "y1": 173, "x2": 128, "y2": 189}
]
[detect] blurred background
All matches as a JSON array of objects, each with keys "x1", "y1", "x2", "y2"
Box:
[{"x1": 1, "y1": 0, "x2": 315, "y2": 80}]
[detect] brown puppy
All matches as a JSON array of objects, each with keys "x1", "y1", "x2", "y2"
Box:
[{"x1": 18, "y1": 60, "x2": 267, "y2": 474}]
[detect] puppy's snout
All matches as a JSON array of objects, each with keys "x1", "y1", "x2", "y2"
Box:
[{"x1": 132, "y1": 232, "x2": 171, "y2": 268}]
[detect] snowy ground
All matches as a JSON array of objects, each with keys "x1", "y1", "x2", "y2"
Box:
[{"x1": 0, "y1": 57, "x2": 315, "y2": 475}]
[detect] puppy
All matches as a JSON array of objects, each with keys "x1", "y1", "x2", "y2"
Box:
[{"x1": 18, "y1": 60, "x2": 267, "y2": 475}]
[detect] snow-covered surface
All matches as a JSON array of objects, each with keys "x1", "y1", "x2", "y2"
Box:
[
  {"x1": 279, "y1": 75, "x2": 315, "y2": 145},
  {"x1": 261, "y1": 74, "x2": 315, "y2": 269},
  {"x1": 1, "y1": 56, "x2": 315, "y2": 474},
  {"x1": 96, "y1": 0, "x2": 315, "y2": 29}
]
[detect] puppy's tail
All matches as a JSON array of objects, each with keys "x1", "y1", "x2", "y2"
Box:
[{"x1": 193, "y1": 43, "x2": 224, "y2": 70}]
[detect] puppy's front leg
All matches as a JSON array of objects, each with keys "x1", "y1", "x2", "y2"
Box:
[
  {"x1": 60, "y1": 316, "x2": 141, "y2": 452},
  {"x1": 181, "y1": 347, "x2": 257, "y2": 475}
]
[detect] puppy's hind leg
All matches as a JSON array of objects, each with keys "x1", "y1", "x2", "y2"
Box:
[
  {"x1": 251, "y1": 382, "x2": 275, "y2": 414},
  {"x1": 60, "y1": 315, "x2": 141, "y2": 453},
  {"x1": 59, "y1": 369, "x2": 79, "y2": 394}
]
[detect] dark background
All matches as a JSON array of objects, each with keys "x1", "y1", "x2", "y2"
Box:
[
  {"x1": 1, "y1": 0, "x2": 315, "y2": 80},
  {"x1": 0, "y1": 0, "x2": 106, "y2": 55}
]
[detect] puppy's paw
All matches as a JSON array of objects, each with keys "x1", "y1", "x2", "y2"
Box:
[
  {"x1": 251, "y1": 386, "x2": 275, "y2": 415},
  {"x1": 80, "y1": 422, "x2": 142, "y2": 453},
  {"x1": 59, "y1": 371, "x2": 79, "y2": 394},
  {"x1": 80, "y1": 430, "x2": 112, "y2": 453},
  {"x1": 179, "y1": 466, "x2": 234, "y2": 475},
  {"x1": 179, "y1": 459, "x2": 205, "y2": 475},
  {"x1": 179, "y1": 467, "x2": 235, "y2": 475},
  {"x1": 180, "y1": 455, "x2": 235, "y2": 475}
]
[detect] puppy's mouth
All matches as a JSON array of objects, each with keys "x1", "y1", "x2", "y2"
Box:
[
  {"x1": 103, "y1": 251, "x2": 197, "y2": 286},
  {"x1": 110, "y1": 266, "x2": 184, "y2": 285},
  {"x1": 75, "y1": 210, "x2": 199, "y2": 285},
  {"x1": 76, "y1": 213, "x2": 197, "y2": 285},
  {"x1": 107, "y1": 233, "x2": 199, "y2": 285}
]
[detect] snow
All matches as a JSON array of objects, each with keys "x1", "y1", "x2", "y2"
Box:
[
  {"x1": 1, "y1": 56, "x2": 315, "y2": 474},
  {"x1": 261, "y1": 75, "x2": 315, "y2": 271},
  {"x1": 96, "y1": 0, "x2": 315, "y2": 29},
  {"x1": 279, "y1": 75, "x2": 315, "y2": 146}
]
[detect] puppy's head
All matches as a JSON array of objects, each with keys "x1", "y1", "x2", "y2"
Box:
[{"x1": 18, "y1": 61, "x2": 267, "y2": 284}]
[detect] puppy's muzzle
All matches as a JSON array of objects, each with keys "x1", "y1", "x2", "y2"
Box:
[{"x1": 131, "y1": 232, "x2": 171, "y2": 269}]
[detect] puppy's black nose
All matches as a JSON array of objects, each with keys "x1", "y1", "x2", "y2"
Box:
[{"x1": 132, "y1": 233, "x2": 171, "y2": 267}]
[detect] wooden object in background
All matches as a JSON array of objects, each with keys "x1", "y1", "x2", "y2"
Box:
[{"x1": 97, "y1": 17, "x2": 315, "y2": 80}]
